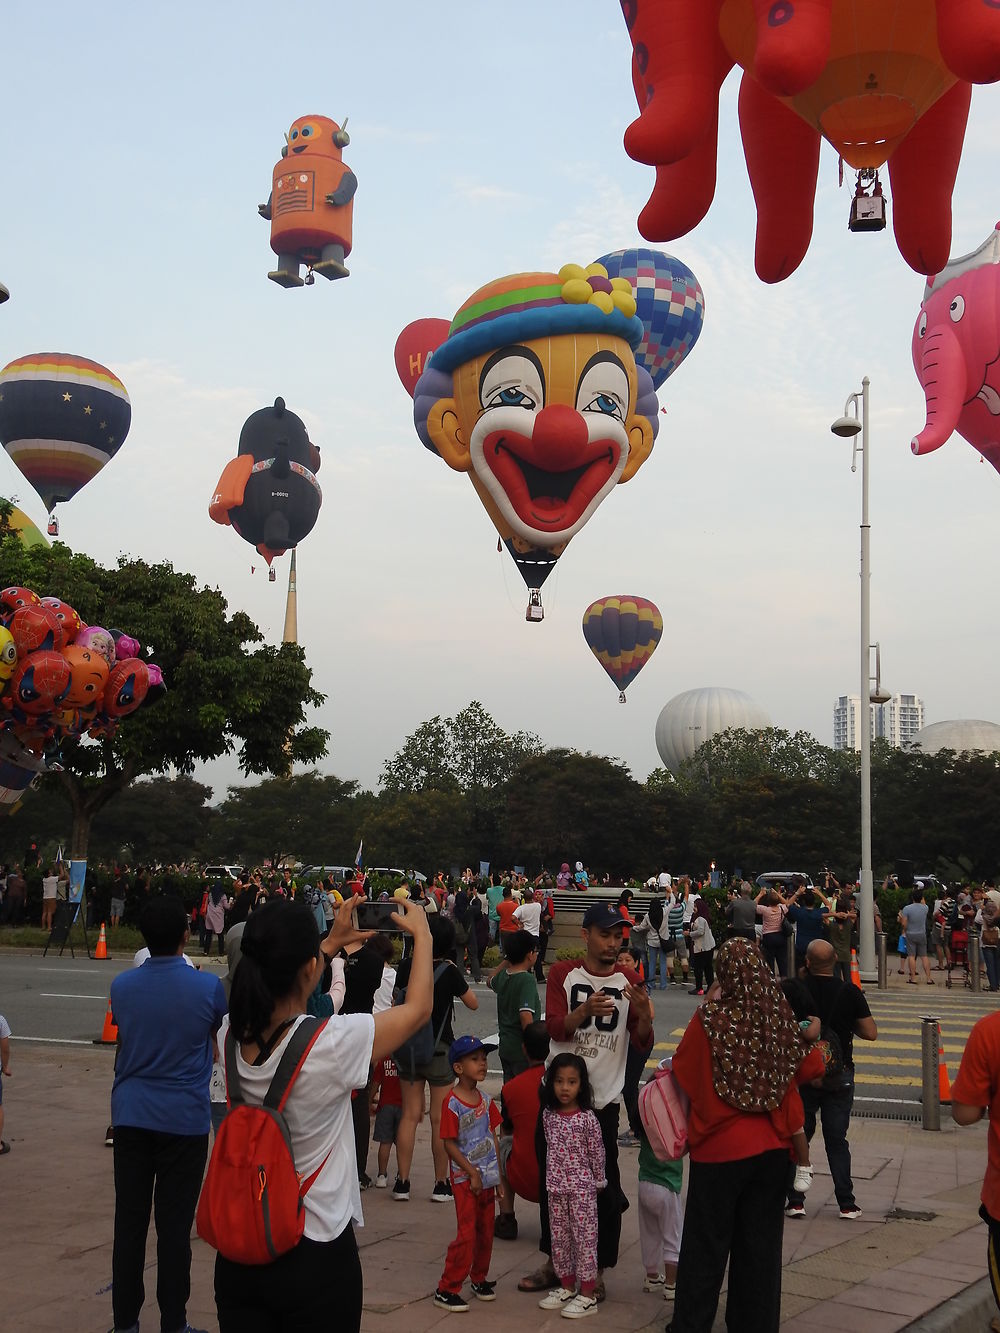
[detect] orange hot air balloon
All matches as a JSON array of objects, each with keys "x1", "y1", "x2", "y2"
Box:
[
  {"x1": 620, "y1": 0, "x2": 1000, "y2": 282},
  {"x1": 582, "y1": 595, "x2": 663, "y2": 703}
]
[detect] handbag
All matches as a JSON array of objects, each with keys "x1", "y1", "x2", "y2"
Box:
[{"x1": 638, "y1": 1059, "x2": 689, "y2": 1161}]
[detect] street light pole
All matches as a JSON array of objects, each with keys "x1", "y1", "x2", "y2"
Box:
[
  {"x1": 857, "y1": 377, "x2": 875, "y2": 980},
  {"x1": 832, "y1": 377, "x2": 875, "y2": 980}
]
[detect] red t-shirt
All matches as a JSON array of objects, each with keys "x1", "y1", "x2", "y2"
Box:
[
  {"x1": 952, "y1": 1011, "x2": 1000, "y2": 1220},
  {"x1": 500, "y1": 1064, "x2": 544, "y2": 1202},
  {"x1": 672, "y1": 1015, "x2": 823, "y2": 1163},
  {"x1": 497, "y1": 900, "x2": 519, "y2": 934},
  {"x1": 372, "y1": 1056, "x2": 401, "y2": 1109}
]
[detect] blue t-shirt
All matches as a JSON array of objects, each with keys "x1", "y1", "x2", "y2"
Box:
[
  {"x1": 787, "y1": 904, "x2": 828, "y2": 951},
  {"x1": 111, "y1": 955, "x2": 226, "y2": 1135}
]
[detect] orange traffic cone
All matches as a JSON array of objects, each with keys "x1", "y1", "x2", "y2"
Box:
[
  {"x1": 850, "y1": 949, "x2": 862, "y2": 989},
  {"x1": 937, "y1": 1023, "x2": 952, "y2": 1103},
  {"x1": 96, "y1": 1000, "x2": 118, "y2": 1045},
  {"x1": 95, "y1": 922, "x2": 108, "y2": 960}
]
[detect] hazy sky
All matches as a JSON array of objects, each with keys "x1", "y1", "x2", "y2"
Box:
[{"x1": 3, "y1": 3, "x2": 998, "y2": 799}]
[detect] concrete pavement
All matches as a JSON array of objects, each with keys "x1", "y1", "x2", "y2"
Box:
[{"x1": 1, "y1": 1042, "x2": 997, "y2": 1333}]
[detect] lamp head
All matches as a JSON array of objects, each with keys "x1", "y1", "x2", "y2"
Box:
[
  {"x1": 870, "y1": 685, "x2": 892, "y2": 705},
  {"x1": 831, "y1": 414, "x2": 862, "y2": 439}
]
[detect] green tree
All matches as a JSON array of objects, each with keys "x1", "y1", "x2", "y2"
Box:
[
  {"x1": 363, "y1": 788, "x2": 471, "y2": 871},
  {"x1": 0, "y1": 531, "x2": 328, "y2": 858},
  {"x1": 211, "y1": 771, "x2": 363, "y2": 867},
  {"x1": 380, "y1": 701, "x2": 541, "y2": 795},
  {"x1": 85, "y1": 775, "x2": 216, "y2": 864},
  {"x1": 504, "y1": 748, "x2": 652, "y2": 877}
]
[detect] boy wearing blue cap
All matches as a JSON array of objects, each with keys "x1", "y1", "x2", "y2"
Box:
[{"x1": 433, "y1": 1036, "x2": 503, "y2": 1312}]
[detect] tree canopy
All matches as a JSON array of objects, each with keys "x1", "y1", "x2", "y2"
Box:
[{"x1": 0, "y1": 527, "x2": 328, "y2": 855}]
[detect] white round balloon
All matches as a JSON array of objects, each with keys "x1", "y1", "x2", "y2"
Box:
[
  {"x1": 908, "y1": 719, "x2": 1000, "y2": 756},
  {"x1": 654, "y1": 686, "x2": 772, "y2": 773}
]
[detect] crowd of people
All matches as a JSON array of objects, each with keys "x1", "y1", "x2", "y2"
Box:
[{"x1": 82, "y1": 849, "x2": 904, "y2": 1333}]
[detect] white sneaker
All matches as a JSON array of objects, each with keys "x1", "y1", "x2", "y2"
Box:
[
  {"x1": 561, "y1": 1294, "x2": 599, "y2": 1319},
  {"x1": 642, "y1": 1274, "x2": 665, "y2": 1293},
  {"x1": 792, "y1": 1164, "x2": 814, "y2": 1193},
  {"x1": 374, "y1": 1173, "x2": 388, "y2": 1189},
  {"x1": 538, "y1": 1287, "x2": 576, "y2": 1310}
]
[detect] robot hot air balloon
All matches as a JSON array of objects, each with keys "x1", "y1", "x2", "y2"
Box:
[
  {"x1": 620, "y1": 0, "x2": 1000, "y2": 282},
  {"x1": 583, "y1": 595, "x2": 663, "y2": 702},
  {"x1": 401, "y1": 262, "x2": 671, "y2": 621},
  {"x1": 259, "y1": 114, "x2": 357, "y2": 288},
  {"x1": 209, "y1": 397, "x2": 322, "y2": 577},
  {"x1": 0, "y1": 354, "x2": 131, "y2": 536}
]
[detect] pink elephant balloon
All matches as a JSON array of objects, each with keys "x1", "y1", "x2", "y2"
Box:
[{"x1": 912, "y1": 224, "x2": 1000, "y2": 474}]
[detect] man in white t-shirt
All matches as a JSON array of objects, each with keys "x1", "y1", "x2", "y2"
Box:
[
  {"x1": 513, "y1": 894, "x2": 542, "y2": 938},
  {"x1": 657, "y1": 868, "x2": 672, "y2": 893}
]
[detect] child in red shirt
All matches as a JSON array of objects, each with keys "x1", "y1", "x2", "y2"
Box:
[
  {"x1": 369, "y1": 1055, "x2": 402, "y2": 1188},
  {"x1": 434, "y1": 1037, "x2": 502, "y2": 1312}
]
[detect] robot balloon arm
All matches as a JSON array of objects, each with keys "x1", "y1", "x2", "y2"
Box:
[
  {"x1": 325, "y1": 171, "x2": 358, "y2": 207},
  {"x1": 258, "y1": 193, "x2": 273, "y2": 220}
]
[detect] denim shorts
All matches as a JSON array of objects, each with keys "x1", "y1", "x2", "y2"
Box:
[{"x1": 373, "y1": 1102, "x2": 401, "y2": 1143}]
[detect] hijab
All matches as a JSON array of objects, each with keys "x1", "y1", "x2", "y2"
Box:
[
  {"x1": 210, "y1": 881, "x2": 227, "y2": 907},
  {"x1": 699, "y1": 937, "x2": 804, "y2": 1113}
]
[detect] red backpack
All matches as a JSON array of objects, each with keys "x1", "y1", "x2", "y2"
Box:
[{"x1": 196, "y1": 1016, "x2": 328, "y2": 1265}]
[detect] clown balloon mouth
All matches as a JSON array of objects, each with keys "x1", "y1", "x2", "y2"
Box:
[{"x1": 486, "y1": 434, "x2": 619, "y2": 529}]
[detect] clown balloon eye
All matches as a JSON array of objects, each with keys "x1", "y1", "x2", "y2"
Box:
[
  {"x1": 582, "y1": 393, "x2": 625, "y2": 420},
  {"x1": 485, "y1": 386, "x2": 535, "y2": 410},
  {"x1": 950, "y1": 295, "x2": 965, "y2": 322}
]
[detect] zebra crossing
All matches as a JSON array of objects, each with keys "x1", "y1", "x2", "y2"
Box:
[{"x1": 647, "y1": 983, "x2": 1000, "y2": 1102}]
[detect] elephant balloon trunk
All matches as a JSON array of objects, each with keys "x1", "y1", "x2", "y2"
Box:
[{"x1": 911, "y1": 327, "x2": 966, "y2": 456}]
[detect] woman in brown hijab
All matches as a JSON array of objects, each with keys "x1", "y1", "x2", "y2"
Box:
[{"x1": 666, "y1": 938, "x2": 823, "y2": 1333}]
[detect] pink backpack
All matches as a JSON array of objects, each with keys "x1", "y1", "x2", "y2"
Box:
[{"x1": 638, "y1": 1059, "x2": 690, "y2": 1161}]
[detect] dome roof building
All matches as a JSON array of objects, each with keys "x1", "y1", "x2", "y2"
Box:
[{"x1": 908, "y1": 720, "x2": 1000, "y2": 756}]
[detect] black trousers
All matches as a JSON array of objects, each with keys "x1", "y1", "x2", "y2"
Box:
[
  {"x1": 623, "y1": 1042, "x2": 646, "y2": 1137},
  {"x1": 692, "y1": 948, "x2": 715, "y2": 991},
  {"x1": 215, "y1": 1225, "x2": 362, "y2": 1333},
  {"x1": 670, "y1": 1148, "x2": 788, "y2": 1333},
  {"x1": 539, "y1": 1101, "x2": 623, "y2": 1270},
  {"x1": 352, "y1": 1072, "x2": 372, "y2": 1178},
  {"x1": 534, "y1": 930, "x2": 549, "y2": 979},
  {"x1": 112, "y1": 1125, "x2": 208, "y2": 1333}
]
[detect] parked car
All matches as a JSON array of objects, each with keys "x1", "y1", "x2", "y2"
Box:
[
  {"x1": 302, "y1": 865, "x2": 355, "y2": 885},
  {"x1": 203, "y1": 863, "x2": 242, "y2": 881},
  {"x1": 368, "y1": 866, "x2": 427, "y2": 884},
  {"x1": 755, "y1": 872, "x2": 815, "y2": 895}
]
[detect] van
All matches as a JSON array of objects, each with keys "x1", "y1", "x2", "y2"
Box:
[{"x1": 203, "y1": 864, "x2": 242, "y2": 881}]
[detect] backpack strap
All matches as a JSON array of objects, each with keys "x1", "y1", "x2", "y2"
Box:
[
  {"x1": 264, "y1": 1015, "x2": 328, "y2": 1114},
  {"x1": 223, "y1": 1028, "x2": 244, "y2": 1108}
]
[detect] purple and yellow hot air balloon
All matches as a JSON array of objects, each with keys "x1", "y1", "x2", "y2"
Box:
[
  {"x1": 583, "y1": 595, "x2": 663, "y2": 702},
  {"x1": 0, "y1": 353, "x2": 131, "y2": 534}
]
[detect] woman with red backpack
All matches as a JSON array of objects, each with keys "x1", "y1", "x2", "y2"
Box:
[{"x1": 206, "y1": 897, "x2": 432, "y2": 1333}]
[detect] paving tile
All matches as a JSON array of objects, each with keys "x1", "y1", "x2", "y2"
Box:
[{"x1": 833, "y1": 1283, "x2": 944, "y2": 1317}]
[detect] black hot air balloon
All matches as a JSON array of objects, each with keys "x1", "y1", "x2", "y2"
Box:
[{"x1": 209, "y1": 397, "x2": 322, "y2": 570}]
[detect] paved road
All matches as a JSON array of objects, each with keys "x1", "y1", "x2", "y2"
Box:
[{"x1": 4, "y1": 954, "x2": 997, "y2": 1104}]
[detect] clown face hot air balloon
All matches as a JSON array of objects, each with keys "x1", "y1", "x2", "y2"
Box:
[
  {"x1": 583, "y1": 595, "x2": 663, "y2": 702},
  {"x1": 0, "y1": 354, "x2": 131, "y2": 533},
  {"x1": 595, "y1": 250, "x2": 704, "y2": 389},
  {"x1": 403, "y1": 262, "x2": 670, "y2": 620},
  {"x1": 620, "y1": 0, "x2": 1000, "y2": 282}
]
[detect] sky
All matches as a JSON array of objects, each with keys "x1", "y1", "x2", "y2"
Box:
[{"x1": 3, "y1": 3, "x2": 999, "y2": 800}]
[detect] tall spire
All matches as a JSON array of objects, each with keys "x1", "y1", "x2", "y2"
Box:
[{"x1": 282, "y1": 549, "x2": 298, "y2": 644}]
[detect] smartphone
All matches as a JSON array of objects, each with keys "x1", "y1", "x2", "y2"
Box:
[{"x1": 355, "y1": 901, "x2": 399, "y2": 933}]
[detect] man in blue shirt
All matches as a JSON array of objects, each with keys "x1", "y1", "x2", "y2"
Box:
[
  {"x1": 785, "y1": 879, "x2": 831, "y2": 974},
  {"x1": 109, "y1": 895, "x2": 226, "y2": 1333}
]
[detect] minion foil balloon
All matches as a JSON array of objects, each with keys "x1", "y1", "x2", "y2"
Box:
[
  {"x1": 258, "y1": 114, "x2": 357, "y2": 288},
  {"x1": 408, "y1": 263, "x2": 660, "y2": 621}
]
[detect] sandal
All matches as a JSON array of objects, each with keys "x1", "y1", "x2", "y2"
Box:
[
  {"x1": 0, "y1": 1141, "x2": 10, "y2": 1155},
  {"x1": 518, "y1": 1265, "x2": 559, "y2": 1293},
  {"x1": 927, "y1": 979, "x2": 935, "y2": 984},
  {"x1": 907, "y1": 979, "x2": 917, "y2": 984}
]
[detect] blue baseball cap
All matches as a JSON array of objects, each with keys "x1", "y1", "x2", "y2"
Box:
[
  {"x1": 582, "y1": 902, "x2": 625, "y2": 930},
  {"x1": 448, "y1": 1035, "x2": 497, "y2": 1065}
]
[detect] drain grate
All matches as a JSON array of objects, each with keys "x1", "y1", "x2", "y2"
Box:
[{"x1": 854, "y1": 1105, "x2": 923, "y2": 1123}]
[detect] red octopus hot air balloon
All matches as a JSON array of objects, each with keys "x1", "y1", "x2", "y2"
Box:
[{"x1": 620, "y1": 0, "x2": 1000, "y2": 282}]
